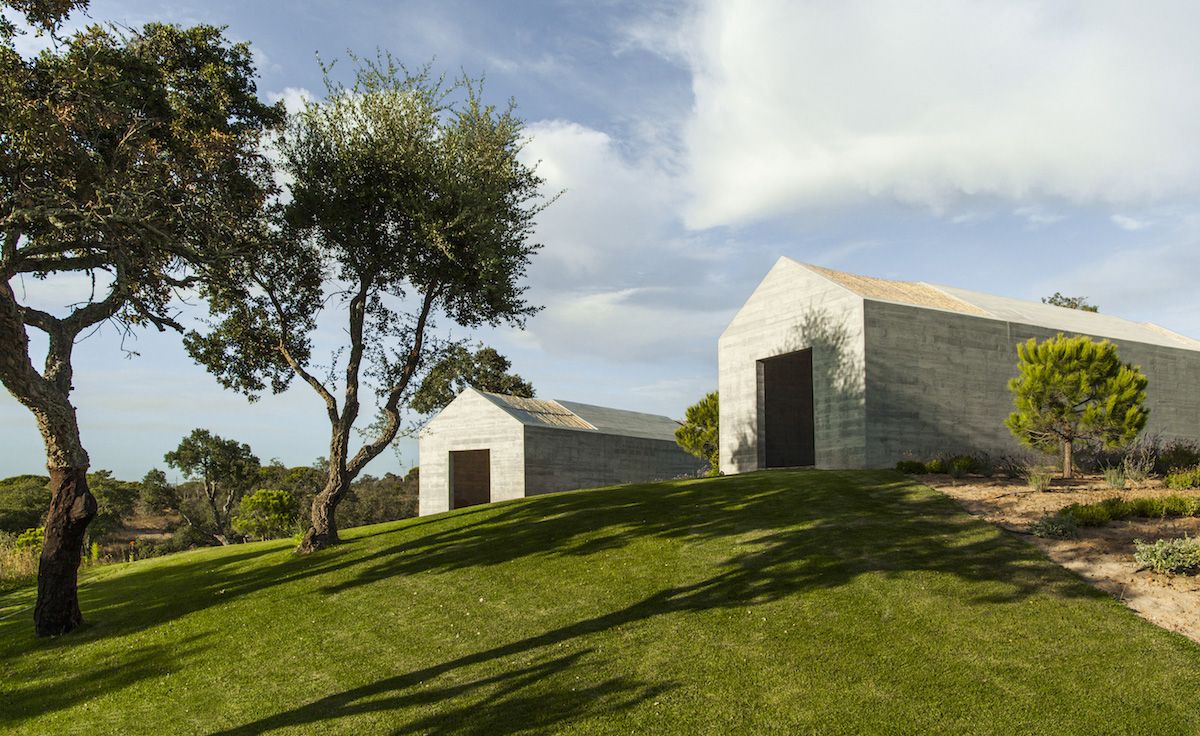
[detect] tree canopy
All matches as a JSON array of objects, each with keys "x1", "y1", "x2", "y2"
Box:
[
  {"x1": 163, "y1": 429, "x2": 261, "y2": 544},
  {"x1": 410, "y1": 344, "x2": 534, "y2": 414},
  {"x1": 1042, "y1": 293, "x2": 1099, "y2": 313},
  {"x1": 187, "y1": 55, "x2": 550, "y2": 551},
  {"x1": 675, "y1": 391, "x2": 719, "y2": 476},
  {"x1": 0, "y1": 0, "x2": 282, "y2": 635},
  {"x1": 1006, "y1": 334, "x2": 1148, "y2": 478}
]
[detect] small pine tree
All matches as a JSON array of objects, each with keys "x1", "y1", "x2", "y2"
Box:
[
  {"x1": 1005, "y1": 334, "x2": 1148, "y2": 479},
  {"x1": 676, "y1": 391, "x2": 720, "y2": 476}
]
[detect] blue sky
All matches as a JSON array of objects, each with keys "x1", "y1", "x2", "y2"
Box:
[{"x1": 4, "y1": 0, "x2": 1200, "y2": 480}]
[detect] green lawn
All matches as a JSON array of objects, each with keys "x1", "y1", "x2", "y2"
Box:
[{"x1": 3, "y1": 470, "x2": 1200, "y2": 734}]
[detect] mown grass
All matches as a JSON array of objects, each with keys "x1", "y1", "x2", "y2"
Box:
[{"x1": 2, "y1": 470, "x2": 1200, "y2": 735}]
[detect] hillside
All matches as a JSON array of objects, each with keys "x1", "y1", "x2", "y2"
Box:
[{"x1": 3, "y1": 470, "x2": 1200, "y2": 734}]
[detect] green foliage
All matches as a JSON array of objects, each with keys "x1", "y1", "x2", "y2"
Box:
[
  {"x1": 1155, "y1": 439, "x2": 1200, "y2": 475},
  {"x1": 1063, "y1": 495, "x2": 1200, "y2": 528},
  {"x1": 232, "y1": 489, "x2": 299, "y2": 541},
  {"x1": 410, "y1": 344, "x2": 534, "y2": 414},
  {"x1": 1166, "y1": 467, "x2": 1200, "y2": 490},
  {"x1": 1041, "y1": 293, "x2": 1099, "y2": 312},
  {"x1": 895, "y1": 460, "x2": 927, "y2": 474},
  {"x1": 0, "y1": 475, "x2": 49, "y2": 533},
  {"x1": 947, "y1": 455, "x2": 977, "y2": 479},
  {"x1": 14, "y1": 525, "x2": 43, "y2": 552},
  {"x1": 1030, "y1": 513, "x2": 1078, "y2": 539},
  {"x1": 86, "y1": 470, "x2": 139, "y2": 543},
  {"x1": 340, "y1": 469, "x2": 420, "y2": 527},
  {"x1": 1025, "y1": 466, "x2": 1054, "y2": 492},
  {"x1": 1134, "y1": 537, "x2": 1200, "y2": 575},
  {"x1": 925, "y1": 457, "x2": 946, "y2": 474},
  {"x1": 1006, "y1": 334, "x2": 1149, "y2": 476},
  {"x1": 164, "y1": 429, "x2": 260, "y2": 542},
  {"x1": 1103, "y1": 467, "x2": 1126, "y2": 490},
  {"x1": 674, "y1": 391, "x2": 719, "y2": 475}
]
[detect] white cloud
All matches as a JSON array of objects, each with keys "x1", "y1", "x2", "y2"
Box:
[
  {"x1": 267, "y1": 87, "x2": 314, "y2": 116},
  {"x1": 1111, "y1": 214, "x2": 1151, "y2": 231},
  {"x1": 659, "y1": 0, "x2": 1200, "y2": 228}
]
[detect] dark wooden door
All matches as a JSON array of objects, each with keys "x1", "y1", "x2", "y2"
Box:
[
  {"x1": 451, "y1": 449, "x2": 491, "y2": 508},
  {"x1": 760, "y1": 349, "x2": 815, "y2": 467}
]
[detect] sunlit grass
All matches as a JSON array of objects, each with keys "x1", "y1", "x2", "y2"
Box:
[{"x1": 2, "y1": 470, "x2": 1199, "y2": 734}]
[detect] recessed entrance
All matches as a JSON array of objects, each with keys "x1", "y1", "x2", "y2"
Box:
[
  {"x1": 450, "y1": 449, "x2": 491, "y2": 508},
  {"x1": 758, "y1": 349, "x2": 816, "y2": 467}
]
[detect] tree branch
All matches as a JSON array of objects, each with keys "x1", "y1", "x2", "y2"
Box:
[
  {"x1": 347, "y1": 283, "x2": 441, "y2": 475},
  {"x1": 253, "y1": 273, "x2": 340, "y2": 423}
]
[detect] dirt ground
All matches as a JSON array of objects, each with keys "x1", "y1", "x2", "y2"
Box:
[{"x1": 925, "y1": 473, "x2": 1200, "y2": 643}]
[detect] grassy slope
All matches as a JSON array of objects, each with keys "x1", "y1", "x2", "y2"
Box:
[{"x1": 2, "y1": 470, "x2": 1199, "y2": 735}]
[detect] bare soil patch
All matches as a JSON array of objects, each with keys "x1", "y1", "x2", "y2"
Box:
[{"x1": 926, "y1": 473, "x2": 1200, "y2": 643}]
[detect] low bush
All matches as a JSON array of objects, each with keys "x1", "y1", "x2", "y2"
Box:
[
  {"x1": 0, "y1": 530, "x2": 39, "y2": 593},
  {"x1": 924, "y1": 458, "x2": 947, "y2": 474},
  {"x1": 1165, "y1": 466, "x2": 1200, "y2": 490},
  {"x1": 232, "y1": 489, "x2": 299, "y2": 541},
  {"x1": 895, "y1": 460, "x2": 927, "y2": 474},
  {"x1": 1025, "y1": 466, "x2": 1054, "y2": 492},
  {"x1": 1066, "y1": 502, "x2": 1113, "y2": 527},
  {"x1": 1103, "y1": 467, "x2": 1126, "y2": 490},
  {"x1": 1134, "y1": 536, "x2": 1200, "y2": 575},
  {"x1": 1123, "y1": 442, "x2": 1156, "y2": 482},
  {"x1": 947, "y1": 455, "x2": 977, "y2": 479},
  {"x1": 1155, "y1": 439, "x2": 1200, "y2": 476},
  {"x1": 1030, "y1": 513, "x2": 1078, "y2": 539}
]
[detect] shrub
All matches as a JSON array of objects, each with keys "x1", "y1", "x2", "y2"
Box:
[
  {"x1": 15, "y1": 526, "x2": 43, "y2": 553},
  {"x1": 1155, "y1": 439, "x2": 1200, "y2": 476},
  {"x1": 0, "y1": 530, "x2": 39, "y2": 593},
  {"x1": 947, "y1": 455, "x2": 977, "y2": 479},
  {"x1": 994, "y1": 454, "x2": 1028, "y2": 479},
  {"x1": 232, "y1": 489, "x2": 299, "y2": 541},
  {"x1": 1030, "y1": 513, "x2": 1078, "y2": 539},
  {"x1": 1025, "y1": 466, "x2": 1054, "y2": 492},
  {"x1": 925, "y1": 458, "x2": 947, "y2": 474},
  {"x1": 1123, "y1": 442, "x2": 1156, "y2": 482},
  {"x1": 1102, "y1": 467, "x2": 1126, "y2": 490},
  {"x1": 895, "y1": 460, "x2": 927, "y2": 474},
  {"x1": 1064, "y1": 503, "x2": 1112, "y2": 527},
  {"x1": 1166, "y1": 466, "x2": 1200, "y2": 490},
  {"x1": 1134, "y1": 537, "x2": 1200, "y2": 575},
  {"x1": 973, "y1": 452, "x2": 996, "y2": 478}
]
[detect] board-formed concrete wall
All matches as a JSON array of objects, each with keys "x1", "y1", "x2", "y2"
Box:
[
  {"x1": 523, "y1": 426, "x2": 704, "y2": 496},
  {"x1": 719, "y1": 258, "x2": 867, "y2": 473},
  {"x1": 418, "y1": 390, "x2": 525, "y2": 516},
  {"x1": 863, "y1": 300, "x2": 1200, "y2": 467}
]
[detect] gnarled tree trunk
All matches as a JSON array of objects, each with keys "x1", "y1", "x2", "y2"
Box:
[
  {"x1": 36, "y1": 465, "x2": 96, "y2": 636},
  {"x1": 1, "y1": 280, "x2": 100, "y2": 636}
]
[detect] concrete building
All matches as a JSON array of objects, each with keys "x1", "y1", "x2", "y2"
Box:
[
  {"x1": 419, "y1": 388, "x2": 704, "y2": 515},
  {"x1": 720, "y1": 257, "x2": 1200, "y2": 474}
]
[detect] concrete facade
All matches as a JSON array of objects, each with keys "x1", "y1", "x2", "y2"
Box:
[
  {"x1": 720, "y1": 257, "x2": 1200, "y2": 474},
  {"x1": 419, "y1": 388, "x2": 704, "y2": 515}
]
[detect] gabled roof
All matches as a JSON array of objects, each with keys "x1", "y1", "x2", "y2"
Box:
[
  {"x1": 791, "y1": 258, "x2": 1200, "y2": 351},
  {"x1": 473, "y1": 389, "x2": 682, "y2": 441}
]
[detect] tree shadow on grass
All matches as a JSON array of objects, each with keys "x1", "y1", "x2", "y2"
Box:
[
  {"x1": 0, "y1": 632, "x2": 210, "y2": 727},
  {"x1": 212, "y1": 649, "x2": 673, "y2": 736},
  {"x1": 206, "y1": 470, "x2": 1105, "y2": 735},
  {"x1": 3, "y1": 470, "x2": 1107, "y2": 732}
]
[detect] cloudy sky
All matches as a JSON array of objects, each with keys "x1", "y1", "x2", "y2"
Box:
[{"x1": 4, "y1": 0, "x2": 1199, "y2": 480}]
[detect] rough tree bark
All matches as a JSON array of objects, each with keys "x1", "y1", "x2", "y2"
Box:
[
  {"x1": 0, "y1": 279, "x2": 100, "y2": 636},
  {"x1": 1063, "y1": 438, "x2": 1075, "y2": 480}
]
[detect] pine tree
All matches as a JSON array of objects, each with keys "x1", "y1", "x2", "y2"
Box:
[
  {"x1": 1006, "y1": 334, "x2": 1148, "y2": 479},
  {"x1": 676, "y1": 391, "x2": 720, "y2": 476}
]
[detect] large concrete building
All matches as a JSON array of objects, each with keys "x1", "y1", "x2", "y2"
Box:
[
  {"x1": 719, "y1": 257, "x2": 1200, "y2": 474},
  {"x1": 419, "y1": 388, "x2": 704, "y2": 515}
]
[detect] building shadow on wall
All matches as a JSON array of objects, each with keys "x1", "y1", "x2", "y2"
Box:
[{"x1": 728, "y1": 307, "x2": 865, "y2": 469}]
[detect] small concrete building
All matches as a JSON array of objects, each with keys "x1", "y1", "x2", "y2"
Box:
[
  {"x1": 720, "y1": 257, "x2": 1200, "y2": 474},
  {"x1": 419, "y1": 388, "x2": 704, "y2": 515}
]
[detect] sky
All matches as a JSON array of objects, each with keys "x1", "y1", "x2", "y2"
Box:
[{"x1": 4, "y1": 0, "x2": 1200, "y2": 481}]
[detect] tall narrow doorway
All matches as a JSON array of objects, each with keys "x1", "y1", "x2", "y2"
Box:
[
  {"x1": 758, "y1": 349, "x2": 816, "y2": 467},
  {"x1": 450, "y1": 449, "x2": 491, "y2": 508}
]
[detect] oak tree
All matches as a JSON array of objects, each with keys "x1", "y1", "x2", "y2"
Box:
[
  {"x1": 0, "y1": 1, "x2": 281, "y2": 633},
  {"x1": 410, "y1": 344, "x2": 534, "y2": 415},
  {"x1": 188, "y1": 57, "x2": 548, "y2": 552}
]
